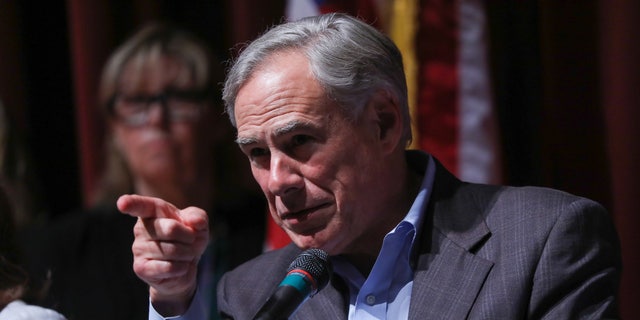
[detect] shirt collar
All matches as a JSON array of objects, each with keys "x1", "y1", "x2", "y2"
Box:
[{"x1": 403, "y1": 150, "x2": 437, "y2": 252}]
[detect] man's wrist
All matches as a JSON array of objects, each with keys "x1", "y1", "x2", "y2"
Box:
[
  {"x1": 149, "y1": 286, "x2": 207, "y2": 320},
  {"x1": 150, "y1": 285, "x2": 197, "y2": 317}
]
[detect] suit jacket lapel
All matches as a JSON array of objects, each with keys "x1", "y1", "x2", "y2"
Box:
[
  {"x1": 410, "y1": 236, "x2": 493, "y2": 319},
  {"x1": 409, "y1": 160, "x2": 495, "y2": 319}
]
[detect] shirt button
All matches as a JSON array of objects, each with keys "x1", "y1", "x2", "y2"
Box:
[{"x1": 366, "y1": 295, "x2": 376, "y2": 305}]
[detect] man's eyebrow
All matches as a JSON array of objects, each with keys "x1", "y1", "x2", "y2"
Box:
[
  {"x1": 274, "y1": 120, "x2": 308, "y2": 136},
  {"x1": 235, "y1": 136, "x2": 257, "y2": 146},
  {"x1": 236, "y1": 120, "x2": 311, "y2": 146}
]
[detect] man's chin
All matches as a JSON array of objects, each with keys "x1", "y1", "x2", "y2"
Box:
[{"x1": 289, "y1": 233, "x2": 340, "y2": 256}]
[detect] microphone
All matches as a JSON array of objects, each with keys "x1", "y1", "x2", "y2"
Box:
[{"x1": 253, "y1": 248, "x2": 332, "y2": 320}]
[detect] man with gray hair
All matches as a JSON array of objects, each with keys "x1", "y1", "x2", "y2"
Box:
[{"x1": 119, "y1": 13, "x2": 620, "y2": 319}]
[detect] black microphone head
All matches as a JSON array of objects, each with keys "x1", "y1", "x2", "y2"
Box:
[
  {"x1": 287, "y1": 248, "x2": 332, "y2": 294},
  {"x1": 253, "y1": 249, "x2": 333, "y2": 319}
]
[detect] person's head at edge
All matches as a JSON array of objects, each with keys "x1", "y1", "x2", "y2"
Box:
[
  {"x1": 94, "y1": 23, "x2": 230, "y2": 210},
  {"x1": 223, "y1": 13, "x2": 420, "y2": 273}
]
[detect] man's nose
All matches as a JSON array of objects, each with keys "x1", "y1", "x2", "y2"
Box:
[{"x1": 268, "y1": 153, "x2": 303, "y2": 196}]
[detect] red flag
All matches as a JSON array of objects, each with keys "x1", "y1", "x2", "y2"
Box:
[{"x1": 417, "y1": 0, "x2": 502, "y2": 184}]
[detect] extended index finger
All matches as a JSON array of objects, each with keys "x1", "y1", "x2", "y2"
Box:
[{"x1": 117, "y1": 194, "x2": 181, "y2": 221}]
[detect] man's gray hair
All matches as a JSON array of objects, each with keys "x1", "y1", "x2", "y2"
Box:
[{"x1": 223, "y1": 13, "x2": 411, "y2": 144}]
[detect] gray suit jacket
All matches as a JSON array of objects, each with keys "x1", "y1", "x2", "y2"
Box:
[{"x1": 217, "y1": 159, "x2": 621, "y2": 319}]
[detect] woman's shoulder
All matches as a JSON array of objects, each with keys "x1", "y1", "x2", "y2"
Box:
[{"x1": 0, "y1": 300, "x2": 67, "y2": 320}]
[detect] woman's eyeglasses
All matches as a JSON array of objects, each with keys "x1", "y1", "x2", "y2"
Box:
[{"x1": 110, "y1": 90, "x2": 209, "y2": 127}]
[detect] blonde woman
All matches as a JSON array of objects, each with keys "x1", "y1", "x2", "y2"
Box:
[{"x1": 20, "y1": 23, "x2": 265, "y2": 320}]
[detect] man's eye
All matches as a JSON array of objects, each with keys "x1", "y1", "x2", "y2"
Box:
[
  {"x1": 250, "y1": 147, "x2": 269, "y2": 158},
  {"x1": 291, "y1": 135, "x2": 311, "y2": 147}
]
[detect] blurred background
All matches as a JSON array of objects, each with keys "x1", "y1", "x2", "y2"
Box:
[{"x1": 0, "y1": 0, "x2": 637, "y2": 317}]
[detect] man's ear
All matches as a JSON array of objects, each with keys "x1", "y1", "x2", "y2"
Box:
[{"x1": 366, "y1": 89, "x2": 403, "y2": 154}]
